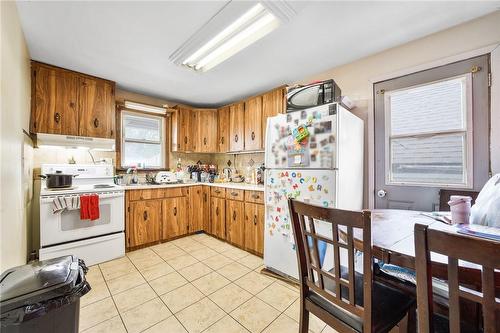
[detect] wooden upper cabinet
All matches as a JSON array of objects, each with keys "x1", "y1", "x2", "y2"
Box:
[
  {"x1": 30, "y1": 62, "x2": 115, "y2": 138},
  {"x1": 262, "y1": 87, "x2": 286, "y2": 141},
  {"x1": 128, "y1": 200, "x2": 161, "y2": 247},
  {"x1": 78, "y1": 77, "x2": 115, "y2": 138},
  {"x1": 244, "y1": 202, "x2": 265, "y2": 255},
  {"x1": 229, "y1": 103, "x2": 245, "y2": 152},
  {"x1": 162, "y1": 197, "x2": 188, "y2": 240},
  {"x1": 217, "y1": 106, "x2": 230, "y2": 153},
  {"x1": 172, "y1": 106, "x2": 192, "y2": 152},
  {"x1": 244, "y1": 96, "x2": 263, "y2": 150},
  {"x1": 196, "y1": 109, "x2": 218, "y2": 153},
  {"x1": 31, "y1": 64, "x2": 79, "y2": 135}
]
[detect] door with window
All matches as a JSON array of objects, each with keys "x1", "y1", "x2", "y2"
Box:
[{"x1": 374, "y1": 55, "x2": 490, "y2": 211}]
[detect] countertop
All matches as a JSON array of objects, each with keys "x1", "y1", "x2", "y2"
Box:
[{"x1": 122, "y1": 182, "x2": 265, "y2": 192}]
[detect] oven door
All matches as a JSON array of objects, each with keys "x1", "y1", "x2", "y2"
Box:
[{"x1": 40, "y1": 191, "x2": 124, "y2": 247}]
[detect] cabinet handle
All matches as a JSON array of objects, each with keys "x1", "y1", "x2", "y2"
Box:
[
  {"x1": 216, "y1": 207, "x2": 219, "y2": 216},
  {"x1": 233, "y1": 211, "x2": 236, "y2": 221},
  {"x1": 231, "y1": 192, "x2": 238, "y2": 197},
  {"x1": 203, "y1": 137, "x2": 207, "y2": 145},
  {"x1": 54, "y1": 113, "x2": 61, "y2": 124},
  {"x1": 214, "y1": 190, "x2": 220, "y2": 194},
  {"x1": 69, "y1": 102, "x2": 75, "y2": 108},
  {"x1": 221, "y1": 137, "x2": 224, "y2": 144},
  {"x1": 143, "y1": 211, "x2": 148, "y2": 221},
  {"x1": 251, "y1": 194, "x2": 260, "y2": 199},
  {"x1": 184, "y1": 136, "x2": 187, "y2": 144},
  {"x1": 235, "y1": 134, "x2": 238, "y2": 142},
  {"x1": 254, "y1": 215, "x2": 257, "y2": 225},
  {"x1": 204, "y1": 193, "x2": 207, "y2": 202},
  {"x1": 93, "y1": 118, "x2": 99, "y2": 128},
  {"x1": 173, "y1": 207, "x2": 177, "y2": 216},
  {"x1": 251, "y1": 131, "x2": 255, "y2": 140}
]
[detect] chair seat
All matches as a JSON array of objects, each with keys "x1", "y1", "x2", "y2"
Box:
[{"x1": 306, "y1": 267, "x2": 415, "y2": 333}]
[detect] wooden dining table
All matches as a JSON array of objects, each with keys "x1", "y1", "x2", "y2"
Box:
[{"x1": 350, "y1": 209, "x2": 500, "y2": 288}]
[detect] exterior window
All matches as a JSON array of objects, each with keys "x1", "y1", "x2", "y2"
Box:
[
  {"x1": 121, "y1": 111, "x2": 166, "y2": 169},
  {"x1": 384, "y1": 74, "x2": 472, "y2": 187}
]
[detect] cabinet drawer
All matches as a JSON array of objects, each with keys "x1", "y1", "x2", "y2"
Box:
[
  {"x1": 161, "y1": 187, "x2": 188, "y2": 198},
  {"x1": 226, "y1": 189, "x2": 244, "y2": 201},
  {"x1": 128, "y1": 187, "x2": 187, "y2": 201},
  {"x1": 211, "y1": 187, "x2": 226, "y2": 198},
  {"x1": 128, "y1": 189, "x2": 163, "y2": 201},
  {"x1": 245, "y1": 190, "x2": 264, "y2": 204}
]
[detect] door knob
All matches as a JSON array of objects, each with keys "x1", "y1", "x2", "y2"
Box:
[{"x1": 377, "y1": 189, "x2": 387, "y2": 198}]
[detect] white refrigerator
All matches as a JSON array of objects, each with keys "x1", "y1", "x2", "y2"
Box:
[{"x1": 263, "y1": 103, "x2": 364, "y2": 279}]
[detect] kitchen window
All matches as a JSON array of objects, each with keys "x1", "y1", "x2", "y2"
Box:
[
  {"x1": 384, "y1": 74, "x2": 473, "y2": 187},
  {"x1": 121, "y1": 111, "x2": 167, "y2": 169}
]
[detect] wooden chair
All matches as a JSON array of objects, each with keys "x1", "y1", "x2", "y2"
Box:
[
  {"x1": 438, "y1": 189, "x2": 479, "y2": 211},
  {"x1": 414, "y1": 223, "x2": 500, "y2": 332},
  {"x1": 288, "y1": 199, "x2": 416, "y2": 333}
]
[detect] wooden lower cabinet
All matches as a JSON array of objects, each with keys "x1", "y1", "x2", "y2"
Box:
[
  {"x1": 188, "y1": 186, "x2": 204, "y2": 233},
  {"x1": 226, "y1": 199, "x2": 245, "y2": 248},
  {"x1": 162, "y1": 197, "x2": 188, "y2": 240},
  {"x1": 126, "y1": 187, "x2": 264, "y2": 254},
  {"x1": 202, "y1": 186, "x2": 211, "y2": 232},
  {"x1": 210, "y1": 197, "x2": 226, "y2": 239},
  {"x1": 244, "y1": 202, "x2": 265, "y2": 255},
  {"x1": 128, "y1": 200, "x2": 161, "y2": 247}
]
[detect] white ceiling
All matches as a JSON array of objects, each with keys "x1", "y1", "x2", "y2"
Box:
[{"x1": 16, "y1": 1, "x2": 499, "y2": 107}]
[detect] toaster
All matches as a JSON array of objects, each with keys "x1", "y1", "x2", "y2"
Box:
[{"x1": 154, "y1": 171, "x2": 178, "y2": 184}]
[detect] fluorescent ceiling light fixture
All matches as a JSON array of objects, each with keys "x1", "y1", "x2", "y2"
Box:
[
  {"x1": 124, "y1": 101, "x2": 167, "y2": 114},
  {"x1": 182, "y1": 3, "x2": 280, "y2": 72}
]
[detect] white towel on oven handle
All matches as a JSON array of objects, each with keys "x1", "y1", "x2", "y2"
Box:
[{"x1": 52, "y1": 196, "x2": 80, "y2": 214}]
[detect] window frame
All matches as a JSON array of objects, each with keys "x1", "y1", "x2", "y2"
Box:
[
  {"x1": 383, "y1": 73, "x2": 474, "y2": 189},
  {"x1": 118, "y1": 108, "x2": 169, "y2": 170}
]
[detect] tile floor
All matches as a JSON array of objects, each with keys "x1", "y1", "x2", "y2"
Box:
[{"x1": 80, "y1": 233, "x2": 338, "y2": 333}]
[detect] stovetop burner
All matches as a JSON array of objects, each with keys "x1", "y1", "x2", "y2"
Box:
[
  {"x1": 46, "y1": 186, "x2": 78, "y2": 191},
  {"x1": 94, "y1": 184, "x2": 115, "y2": 189}
]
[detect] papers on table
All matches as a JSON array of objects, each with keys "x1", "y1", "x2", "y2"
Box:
[{"x1": 456, "y1": 224, "x2": 500, "y2": 242}]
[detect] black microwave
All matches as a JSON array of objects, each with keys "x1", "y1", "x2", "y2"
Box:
[{"x1": 286, "y1": 79, "x2": 341, "y2": 112}]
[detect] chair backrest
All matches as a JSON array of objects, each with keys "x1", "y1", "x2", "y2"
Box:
[
  {"x1": 414, "y1": 223, "x2": 500, "y2": 333},
  {"x1": 288, "y1": 199, "x2": 373, "y2": 330},
  {"x1": 438, "y1": 189, "x2": 479, "y2": 211}
]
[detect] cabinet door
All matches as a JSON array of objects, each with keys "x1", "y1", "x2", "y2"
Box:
[
  {"x1": 217, "y1": 106, "x2": 230, "y2": 153},
  {"x1": 226, "y1": 199, "x2": 245, "y2": 248},
  {"x1": 210, "y1": 197, "x2": 225, "y2": 239},
  {"x1": 244, "y1": 96, "x2": 262, "y2": 151},
  {"x1": 162, "y1": 197, "x2": 188, "y2": 240},
  {"x1": 188, "y1": 186, "x2": 204, "y2": 232},
  {"x1": 31, "y1": 65, "x2": 79, "y2": 135},
  {"x1": 244, "y1": 202, "x2": 265, "y2": 255},
  {"x1": 177, "y1": 107, "x2": 192, "y2": 151},
  {"x1": 129, "y1": 200, "x2": 161, "y2": 247},
  {"x1": 197, "y1": 109, "x2": 218, "y2": 152},
  {"x1": 191, "y1": 110, "x2": 200, "y2": 152},
  {"x1": 229, "y1": 103, "x2": 245, "y2": 152},
  {"x1": 78, "y1": 77, "x2": 115, "y2": 138},
  {"x1": 262, "y1": 88, "x2": 285, "y2": 141},
  {"x1": 202, "y1": 186, "x2": 211, "y2": 232}
]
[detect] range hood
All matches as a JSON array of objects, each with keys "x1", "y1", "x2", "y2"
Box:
[{"x1": 35, "y1": 133, "x2": 116, "y2": 151}]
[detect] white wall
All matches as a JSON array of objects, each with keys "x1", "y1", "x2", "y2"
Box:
[
  {"x1": 300, "y1": 10, "x2": 500, "y2": 208},
  {"x1": 1, "y1": 1, "x2": 32, "y2": 271}
]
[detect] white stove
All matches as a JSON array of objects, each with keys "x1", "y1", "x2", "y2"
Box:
[{"x1": 39, "y1": 164, "x2": 125, "y2": 266}]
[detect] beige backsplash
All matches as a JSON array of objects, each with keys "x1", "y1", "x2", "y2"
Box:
[{"x1": 32, "y1": 146, "x2": 263, "y2": 179}]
